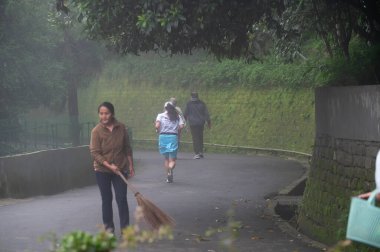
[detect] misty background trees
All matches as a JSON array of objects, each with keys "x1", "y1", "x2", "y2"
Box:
[{"x1": 0, "y1": 0, "x2": 104, "y2": 152}]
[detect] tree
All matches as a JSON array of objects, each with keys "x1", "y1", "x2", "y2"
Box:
[
  {"x1": 0, "y1": 0, "x2": 66, "y2": 120},
  {"x1": 57, "y1": 0, "x2": 380, "y2": 61},
  {"x1": 60, "y1": 0, "x2": 284, "y2": 61},
  {"x1": 0, "y1": 0, "x2": 104, "y2": 149},
  {"x1": 49, "y1": 6, "x2": 104, "y2": 146},
  {"x1": 275, "y1": 0, "x2": 380, "y2": 61}
]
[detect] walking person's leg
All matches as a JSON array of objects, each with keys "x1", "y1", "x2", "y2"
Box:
[
  {"x1": 112, "y1": 173, "x2": 129, "y2": 230},
  {"x1": 191, "y1": 125, "x2": 203, "y2": 158},
  {"x1": 199, "y1": 125, "x2": 205, "y2": 157},
  {"x1": 166, "y1": 135, "x2": 178, "y2": 182},
  {"x1": 164, "y1": 155, "x2": 172, "y2": 183},
  {"x1": 168, "y1": 158, "x2": 176, "y2": 171},
  {"x1": 190, "y1": 126, "x2": 198, "y2": 155},
  {"x1": 164, "y1": 155, "x2": 170, "y2": 172},
  {"x1": 159, "y1": 134, "x2": 170, "y2": 182},
  {"x1": 167, "y1": 149, "x2": 177, "y2": 182},
  {"x1": 95, "y1": 171, "x2": 115, "y2": 233}
]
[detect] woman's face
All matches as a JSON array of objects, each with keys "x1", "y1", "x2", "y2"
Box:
[{"x1": 98, "y1": 106, "x2": 113, "y2": 125}]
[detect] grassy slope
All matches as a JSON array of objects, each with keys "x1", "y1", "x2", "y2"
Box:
[{"x1": 78, "y1": 56, "x2": 315, "y2": 153}]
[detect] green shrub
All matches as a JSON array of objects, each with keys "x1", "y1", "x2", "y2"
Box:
[{"x1": 56, "y1": 230, "x2": 117, "y2": 252}]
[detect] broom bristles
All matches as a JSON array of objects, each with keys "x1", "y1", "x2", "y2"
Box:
[{"x1": 135, "y1": 193, "x2": 175, "y2": 230}]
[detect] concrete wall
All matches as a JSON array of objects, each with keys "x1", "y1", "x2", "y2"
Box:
[
  {"x1": 316, "y1": 85, "x2": 380, "y2": 141},
  {"x1": 298, "y1": 85, "x2": 380, "y2": 249},
  {"x1": 0, "y1": 146, "x2": 94, "y2": 198}
]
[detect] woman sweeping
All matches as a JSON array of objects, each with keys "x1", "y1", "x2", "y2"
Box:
[
  {"x1": 155, "y1": 101, "x2": 185, "y2": 183},
  {"x1": 90, "y1": 101, "x2": 135, "y2": 234}
]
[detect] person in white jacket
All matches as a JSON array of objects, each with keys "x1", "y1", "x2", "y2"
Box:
[
  {"x1": 358, "y1": 150, "x2": 380, "y2": 200},
  {"x1": 155, "y1": 101, "x2": 185, "y2": 183}
]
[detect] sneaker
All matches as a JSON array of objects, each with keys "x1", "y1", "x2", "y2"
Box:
[
  {"x1": 166, "y1": 170, "x2": 173, "y2": 183},
  {"x1": 199, "y1": 153, "x2": 204, "y2": 158},
  {"x1": 169, "y1": 169, "x2": 173, "y2": 182},
  {"x1": 193, "y1": 154, "x2": 201, "y2": 159}
]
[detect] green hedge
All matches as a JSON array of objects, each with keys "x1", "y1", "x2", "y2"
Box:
[{"x1": 78, "y1": 58, "x2": 315, "y2": 153}]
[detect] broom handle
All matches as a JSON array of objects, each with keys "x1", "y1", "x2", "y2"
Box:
[{"x1": 116, "y1": 171, "x2": 139, "y2": 195}]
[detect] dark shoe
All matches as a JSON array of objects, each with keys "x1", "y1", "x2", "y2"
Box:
[
  {"x1": 166, "y1": 169, "x2": 173, "y2": 183},
  {"x1": 199, "y1": 153, "x2": 204, "y2": 158}
]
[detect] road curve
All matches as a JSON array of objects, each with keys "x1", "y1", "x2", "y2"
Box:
[{"x1": 0, "y1": 151, "x2": 321, "y2": 252}]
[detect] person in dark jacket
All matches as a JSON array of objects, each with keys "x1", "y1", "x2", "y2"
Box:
[{"x1": 184, "y1": 92, "x2": 211, "y2": 159}]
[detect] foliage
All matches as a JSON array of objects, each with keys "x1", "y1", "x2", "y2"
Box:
[
  {"x1": 205, "y1": 208, "x2": 242, "y2": 252},
  {"x1": 272, "y1": 0, "x2": 380, "y2": 60},
  {"x1": 49, "y1": 2, "x2": 106, "y2": 145},
  {"x1": 105, "y1": 51, "x2": 322, "y2": 90},
  {"x1": 65, "y1": 0, "x2": 281, "y2": 60},
  {"x1": 55, "y1": 230, "x2": 117, "y2": 252},
  {"x1": 119, "y1": 225, "x2": 174, "y2": 249},
  {"x1": 55, "y1": 0, "x2": 379, "y2": 86},
  {"x1": 0, "y1": 0, "x2": 105, "y2": 118},
  {"x1": 320, "y1": 39, "x2": 380, "y2": 86},
  {"x1": 46, "y1": 206, "x2": 173, "y2": 252},
  {"x1": 46, "y1": 206, "x2": 244, "y2": 252},
  {"x1": 0, "y1": 0, "x2": 66, "y2": 119},
  {"x1": 0, "y1": 0, "x2": 105, "y2": 120},
  {"x1": 48, "y1": 3, "x2": 105, "y2": 89},
  {"x1": 0, "y1": 0, "x2": 106, "y2": 150},
  {"x1": 58, "y1": 0, "x2": 380, "y2": 63},
  {"x1": 78, "y1": 67, "x2": 315, "y2": 153}
]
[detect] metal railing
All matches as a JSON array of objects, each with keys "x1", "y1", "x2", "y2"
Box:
[{"x1": 0, "y1": 120, "x2": 97, "y2": 156}]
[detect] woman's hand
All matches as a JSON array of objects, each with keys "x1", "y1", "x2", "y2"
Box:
[
  {"x1": 358, "y1": 192, "x2": 371, "y2": 199},
  {"x1": 109, "y1": 163, "x2": 120, "y2": 174},
  {"x1": 155, "y1": 121, "x2": 160, "y2": 133},
  {"x1": 128, "y1": 165, "x2": 135, "y2": 178},
  {"x1": 103, "y1": 161, "x2": 120, "y2": 174},
  {"x1": 358, "y1": 191, "x2": 380, "y2": 201}
]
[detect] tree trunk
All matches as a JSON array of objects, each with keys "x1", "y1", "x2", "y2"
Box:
[
  {"x1": 333, "y1": 2, "x2": 352, "y2": 61},
  {"x1": 312, "y1": 0, "x2": 334, "y2": 58},
  {"x1": 64, "y1": 29, "x2": 80, "y2": 146},
  {"x1": 68, "y1": 81, "x2": 80, "y2": 146}
]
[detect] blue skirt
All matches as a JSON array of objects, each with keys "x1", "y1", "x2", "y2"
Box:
[{"x1": 158, "y1": 134, "x2": 178, "y2": 154}]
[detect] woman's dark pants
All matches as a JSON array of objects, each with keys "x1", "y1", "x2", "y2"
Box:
[
  {"x1": 95, "y1": 171, "x2": 129, "y2": 233},
  {"x1": 190, "y1": 125, "x2": 204, "y2": 154}
]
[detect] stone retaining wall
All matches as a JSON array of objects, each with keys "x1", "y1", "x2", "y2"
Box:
[
  {"x1": 298, "y1": 85, "x2": 380, "y2": 249},
  {"x1": 0, "y1": 146, "x2": 94, "y2": 198}
]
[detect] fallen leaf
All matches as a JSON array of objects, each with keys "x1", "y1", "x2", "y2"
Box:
[
  {"x1": 191, "y1": 233, "x2": 210, "y2": 242},
  {"x1": 251, "y1": 235, "x2": 262, "y2": 240}
]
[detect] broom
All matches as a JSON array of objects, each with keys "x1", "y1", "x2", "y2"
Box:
[{"x1": 117, "y1": 171, "x2": 175, "y2": 230}]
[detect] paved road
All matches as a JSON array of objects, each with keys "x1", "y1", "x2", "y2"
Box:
[{"x1": 0, "y1": 151, "x2": 322, "y2": 252}]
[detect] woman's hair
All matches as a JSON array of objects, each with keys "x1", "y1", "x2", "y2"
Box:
[
  {"x1": 98, "y1": 102, "x2": 115, "y2": 115},
  {"x1": 165, "y1": 102, "x2": 178, "y2": 121}
]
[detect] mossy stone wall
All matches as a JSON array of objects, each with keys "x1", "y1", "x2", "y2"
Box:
[
  {"x1": 78, "y1": 77, "x2": 315, "y2": 153},
  {"x1": 298, "y1": 85, "x2": 380, "y2": 251}
]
